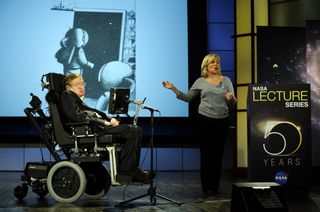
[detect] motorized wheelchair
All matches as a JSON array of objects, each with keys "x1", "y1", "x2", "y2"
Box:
[{"x1": 14, "y1": 72, "x2": 129, "y2": 203}]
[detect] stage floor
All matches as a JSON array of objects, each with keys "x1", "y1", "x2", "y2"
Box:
[{"x1": 0, "y1": 170, "x2": 320, "y2": 211}]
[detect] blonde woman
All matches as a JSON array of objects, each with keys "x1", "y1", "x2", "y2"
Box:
[{"x1": 162, "y1": 54, "x2": 236, "y2": 197}]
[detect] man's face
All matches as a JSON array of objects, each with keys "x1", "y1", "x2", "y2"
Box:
[{"x1": 66, "y1": 76, "x2": 86, "y2": 98}]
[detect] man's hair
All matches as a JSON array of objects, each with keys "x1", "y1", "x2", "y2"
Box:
[{"x1": 64, "y1": 74, "x2": 81, "y2": 86}]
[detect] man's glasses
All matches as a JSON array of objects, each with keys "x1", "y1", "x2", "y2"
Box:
[{"x1": 71, "y1": 82, "x2": 86, "y2": 87}]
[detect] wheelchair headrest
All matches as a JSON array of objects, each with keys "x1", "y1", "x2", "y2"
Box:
[
  {"x1": 42, "y1": 73, "x2": 66, "y2": 104},
  {"x1": 41, "y1": 73, "x2": 65, "y2": 92}
]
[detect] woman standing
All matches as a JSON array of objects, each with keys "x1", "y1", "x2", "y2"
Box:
[{"x1": 162, "y1": 54, "x2": 236, "y2": 196}]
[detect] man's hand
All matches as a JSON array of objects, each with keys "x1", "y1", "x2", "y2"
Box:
[{"x1": 110, "y1": 118, "x2": 120, "y2": 127}]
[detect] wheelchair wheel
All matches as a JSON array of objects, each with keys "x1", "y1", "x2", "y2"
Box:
[
  {"x1": 14, "y1": 183, "x2": 28, "y2": 200},
  {"x1": 47, "y1": 161, "x2": 86, "y2": 203},
  {"x1": 80, "y1": 162, "x2": 111, "y2": 199}
]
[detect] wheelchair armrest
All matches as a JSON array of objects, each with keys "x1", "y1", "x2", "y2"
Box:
[
  {"x1": 90, "y1": 118, "x2": 108, "y2": 127},
  {"x1": 65, "y1": 121, "x2": 90, "y2": 127},
  {"x1": 65, "y1": 121, "x2": 108, "y2": 137},
  {"x1": 65, "y1": 122, "x2": 93, "y2": 136},
  {"x1": 65, "y1": 120, "x2": 113, "y2": 144},
  {"x1": 66, "y1": 119, "x2": 107, "y2": 128}
]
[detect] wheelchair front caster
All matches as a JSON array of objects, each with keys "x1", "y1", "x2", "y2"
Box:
[{"x1": 14, "y1": 183, "x2": 28, "y2": 200}]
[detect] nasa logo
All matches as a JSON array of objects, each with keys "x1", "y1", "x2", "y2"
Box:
[
  {"x1": 252, "y1": 86, "x2": 267, "y2": 91},
  {"x1": 274, "y1": 171, "x2": 288, "y2": 185}
]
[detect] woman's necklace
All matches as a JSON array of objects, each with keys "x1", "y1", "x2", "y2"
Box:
[{"x1": 207, "y1": 76, "x2": 221, "y2": 85}]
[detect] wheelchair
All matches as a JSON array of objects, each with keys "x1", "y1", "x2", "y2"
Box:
[{"x1": 14, "y1": 73, "x2": 130, "y2": 203}]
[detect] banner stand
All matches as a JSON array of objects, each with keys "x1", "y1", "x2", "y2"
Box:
[{"x1": 247, "y1": 83, "x2": 311, "y2": 197}]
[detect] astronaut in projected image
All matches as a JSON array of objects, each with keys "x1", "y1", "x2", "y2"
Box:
[
  {"x1": 95, "y1": 61, "x2": 135, "y2": 112},
  {"x1": 55, "y1": 28, "x2": 94, "y2": 75}
]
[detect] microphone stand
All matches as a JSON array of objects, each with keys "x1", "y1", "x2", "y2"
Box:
[{"x1": 119, "y1": 109, "x2": 181, "y2": 206}]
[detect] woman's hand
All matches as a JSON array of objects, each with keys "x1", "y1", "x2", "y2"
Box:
[
  {"x1": 226, "y1": 92, "x2": 234, "y2": 101},
  {"x1": 162, "y1": 81, "x2": 173, "y2": 89},
  {"x1": 162, "y1": 81, "x2": 180, "y2": 96}
]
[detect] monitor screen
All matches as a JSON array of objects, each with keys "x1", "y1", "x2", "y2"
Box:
[{"x1": 108, "y1": 87, "x2": 130, "y2": 115}]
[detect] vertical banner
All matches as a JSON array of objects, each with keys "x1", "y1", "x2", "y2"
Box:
[
  {"x1": 256, "y1": 26, "x2": 306, "y2": 84},
  {"x1": 248, "y1": 83, "x2": 311, "y2": 196},
  {"x1": 306, "y1": 20, "x2": 320, "y2": 167}
]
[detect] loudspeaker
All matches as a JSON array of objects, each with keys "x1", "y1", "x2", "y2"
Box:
[{"x1": 231, "y1": 182, "x2": 288, "y2": 212}]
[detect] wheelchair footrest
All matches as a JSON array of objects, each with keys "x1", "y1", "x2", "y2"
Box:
[{"x1": 71, "y1": 155, "x2": 101, "y2": 162}]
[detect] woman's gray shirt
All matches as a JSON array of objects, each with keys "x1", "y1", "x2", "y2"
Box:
[{"x1": 177, "y1": 77, "x2": 237, "y2": 119}]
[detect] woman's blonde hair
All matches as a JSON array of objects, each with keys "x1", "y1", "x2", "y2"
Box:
[
  {"x1": 200, "y1": 54, "x2": 221, "y2": 78},
  {"x1": 64, "y1": 73, "x2": 82, "y2": 86}
]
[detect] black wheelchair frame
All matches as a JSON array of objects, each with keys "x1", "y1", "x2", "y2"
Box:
[{"x1": 14, "y1": 73, "x2": 128, "y2": 203}]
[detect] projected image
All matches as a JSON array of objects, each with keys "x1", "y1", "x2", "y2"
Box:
[
  {"x1": 0, "y1": 0, "x2": 188, "y2": 117},
  {"x1": 257, "y1": 23, "x2": 320, "y2": 166},
  {"x1": 55, "y1": 28, "x2": 94, "y2": 75},
  {"x1": 52, "y1": 2, "x2": 136, "y2": 113}
]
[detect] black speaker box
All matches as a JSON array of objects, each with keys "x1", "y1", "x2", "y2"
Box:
[{"x1": 231, "y1": 182, "x2": 288, "y2": 212}]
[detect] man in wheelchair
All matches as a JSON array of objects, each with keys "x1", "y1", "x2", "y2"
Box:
[{"x1": 60, "y1": 73, "x2": 152, "y2": 183}]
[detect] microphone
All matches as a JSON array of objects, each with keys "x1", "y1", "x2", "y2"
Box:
[
  {"x1": 129, "y1": 98, "x2": 159, "y2": 112},
  {"x1": 129, "y1": 97, "x2": 146, "y2": 105},
  {"x1": 129, "y1": 100, "x2": 144, "y2": 105},
  {"x1": 141, "y1": 104, "x2": 159, "y2": 112}
]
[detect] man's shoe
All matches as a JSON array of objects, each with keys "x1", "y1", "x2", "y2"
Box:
[{"x1": 132, "y1": 169, "x2": 155, "y2": 183}]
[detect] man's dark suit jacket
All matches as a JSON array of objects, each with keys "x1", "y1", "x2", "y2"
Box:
[{"x1": 59, "y1": 90, "x2": 109, "y2": 126}]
